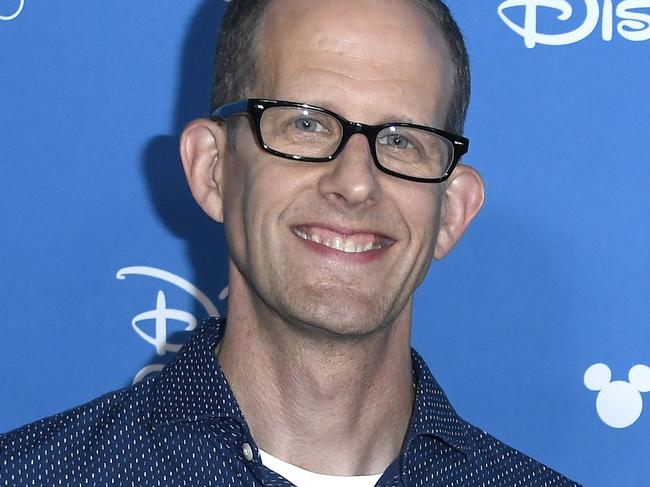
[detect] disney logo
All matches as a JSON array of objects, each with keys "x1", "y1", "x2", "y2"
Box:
[
  {"x1": 0, "y1": 0, "x2": 25, "y2": 21},
  {"x1": 130, "y1": 289, "x2": 197, "y2": 356},
  {"x1": 498, "y1": 0, "x2": 650, "y2": 48},
  {"x1": 116, "y1": 266, "x2": 227, "y2": 383},
  {"x1": 585, "y1": 362, "x2": 650, "y2": 428}
]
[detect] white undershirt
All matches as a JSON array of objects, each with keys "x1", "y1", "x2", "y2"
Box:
[{"x1": 258, "y1": 448, "x2": 383, "y2": 487}]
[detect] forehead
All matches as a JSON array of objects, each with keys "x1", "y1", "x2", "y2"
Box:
[{"x1": 254, "y1": 0, "x2": 454, "y2": 125}]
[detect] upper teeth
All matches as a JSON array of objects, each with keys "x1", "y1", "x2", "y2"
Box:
[{"x1": 293, "y1": 228, "x2": 384, "y2": 253}]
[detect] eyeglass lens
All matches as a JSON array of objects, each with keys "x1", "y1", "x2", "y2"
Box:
[{"x1": 259, "y1": 106, "x2": 453, "y2": 179}]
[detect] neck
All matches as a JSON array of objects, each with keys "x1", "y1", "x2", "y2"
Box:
[{"x1": 217, "y1": 269, "x2": 415, "y2": 476}]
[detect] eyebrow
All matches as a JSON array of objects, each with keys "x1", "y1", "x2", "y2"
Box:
[{"x1": 302, "y1": 99, "x2": 434, "y2": 127}]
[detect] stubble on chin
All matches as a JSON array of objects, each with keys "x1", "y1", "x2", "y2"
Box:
[{"x1": 267, "y1": 269, "x2": 402, "y2": 339}]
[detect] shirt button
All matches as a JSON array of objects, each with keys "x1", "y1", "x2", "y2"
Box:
[{"x1": 242, "y1": 442, "x2": 254, "y2": 461}]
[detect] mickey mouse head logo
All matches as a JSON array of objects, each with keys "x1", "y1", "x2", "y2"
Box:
[{"x1": 584, "y1": 363, "x2": 650, "y2": 428}]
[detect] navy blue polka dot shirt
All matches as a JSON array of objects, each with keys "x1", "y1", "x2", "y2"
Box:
[{"x1": 1, "y1": 318, "x2": 581, "y2": 486}]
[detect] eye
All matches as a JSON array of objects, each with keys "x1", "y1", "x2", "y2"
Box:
[
  {"x1": 377, "y1": 133, "x2": 414, "y2": 149},
  {"x1": 293, "y1": 117, "x2": 327, "y2": 133}
]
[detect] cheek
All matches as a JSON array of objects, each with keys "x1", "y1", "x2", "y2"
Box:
[
  {"x1": 221, "y1": 149, "x2": 305, "y2": 250},
  {"x1": 220, "y1": 145, "x2": 267, "y2": 260},
  {"x1": 400, "y1": 186, "x2": 444, "y2": 289},
  {"x1": 398, "y1": 183, "x2": 443, "y2": 240},
  {"x1": 221, "y1": 158, "x2": 248, "y2": 233}
]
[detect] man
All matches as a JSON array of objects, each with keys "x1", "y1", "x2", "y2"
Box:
[{"x1": 0, "y1": 0, "x2": 581, "y2": 485}]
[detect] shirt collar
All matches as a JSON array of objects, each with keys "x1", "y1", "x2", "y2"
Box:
[
  {"x1": 149, "y1": 317, "x2": 245, "y2": 428},
  {"x1": 150, "y1": 318, "x2": 471, "y2": 456},
  {"x1": 407, "y1": 350, "x2": 472, "y2": 456}
]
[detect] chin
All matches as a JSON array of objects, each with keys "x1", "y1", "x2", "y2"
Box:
[{"x1": 279, "y1": 292, "x2": 395, "y2": 339}]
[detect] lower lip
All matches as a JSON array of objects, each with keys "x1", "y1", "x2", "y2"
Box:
[{"x1": 293, "y1": 232, "x2": 392, "y2": 264}]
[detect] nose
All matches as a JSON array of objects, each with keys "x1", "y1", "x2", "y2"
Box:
[{"x1": 317, "y1": 133, "x2": 380, "y2": 209}]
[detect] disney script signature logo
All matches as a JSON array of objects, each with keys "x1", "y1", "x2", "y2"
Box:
[
  {"x1": 0, "y1": 0, "x2": 24, "y2": 21},
  {"x1": 498, "y1": 0, "x2": 650, "y2": 48},
  {"x1": 116, "y1": 266, "x2": 227, "y2": 383}
]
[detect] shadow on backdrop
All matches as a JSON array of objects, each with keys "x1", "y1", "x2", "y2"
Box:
[{"x1": 140, "y1": 0, "x2": 229, "y2": 371}]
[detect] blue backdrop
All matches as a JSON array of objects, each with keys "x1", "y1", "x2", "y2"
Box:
[{"x1": 1, "y1": 1, "x2": 649, "y2": 485}]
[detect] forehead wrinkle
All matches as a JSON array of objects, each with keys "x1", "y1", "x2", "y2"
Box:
[
  {"x1": 288, "y1": 29, "x2": 445, "y2": 77},
  {"x1": 295, "y1": 63, "x2": 419, "y2": 87},
  {"x1": 306, "y1": 50, "x2": 383, "y2": 73}
]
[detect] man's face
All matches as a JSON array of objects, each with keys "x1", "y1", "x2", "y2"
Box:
[{"x1": 220, "y1": 0, "x2": 456, "y2": 336}]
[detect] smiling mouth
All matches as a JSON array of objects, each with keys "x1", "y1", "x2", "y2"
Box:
[{"x1": 292, "y1": 226, "x2": 394, "y2": 254}]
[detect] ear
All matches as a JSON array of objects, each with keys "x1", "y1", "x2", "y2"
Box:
[
  {"x1": 434, "y1": 164, "x2": 485, "y2": 259},
  {"x1": 629, "y1": 364, "x2": 650, "y2": 393},
  {"x1": 584, "y1": 363, "x2": 612, "y2": 392},
  {"x1": 180, "y1": 118, "x2": 227, "y2": 223}
]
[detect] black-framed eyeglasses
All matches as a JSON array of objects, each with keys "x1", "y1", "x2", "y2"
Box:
[{"x1": 210, "y1": 98, "x2": 469, "y2": 183}]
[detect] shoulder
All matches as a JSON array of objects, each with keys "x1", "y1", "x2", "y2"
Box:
[
  {"x1": 408, "y1": 350, "x2": 581, "y2": 486},
  {"x1": 461, "y1": 422, "x2": 582, "y2": 486},
  {"x1": 0, "y1": 379, "x2": 154, "y2": 470}
]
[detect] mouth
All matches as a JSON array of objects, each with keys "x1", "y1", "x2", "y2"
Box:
[{"x1": 291, "y1": 225, "x2": 394, "y2": 254}]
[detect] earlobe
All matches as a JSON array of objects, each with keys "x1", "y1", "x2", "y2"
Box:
[
  {"x1": 433, "y1": 164, "x2": 485, "y2": 259},
  {"x1": 180, "y1": 119, "x2": 227, "y2": 223}
]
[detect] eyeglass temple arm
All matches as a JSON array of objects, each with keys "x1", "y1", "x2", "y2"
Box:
[
  {"x1": 454, "y1": 138, "x2": 469, "y2": 158},
  {"x1": 210, "y1": 99, "x2": 249, "y2": 120}
]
